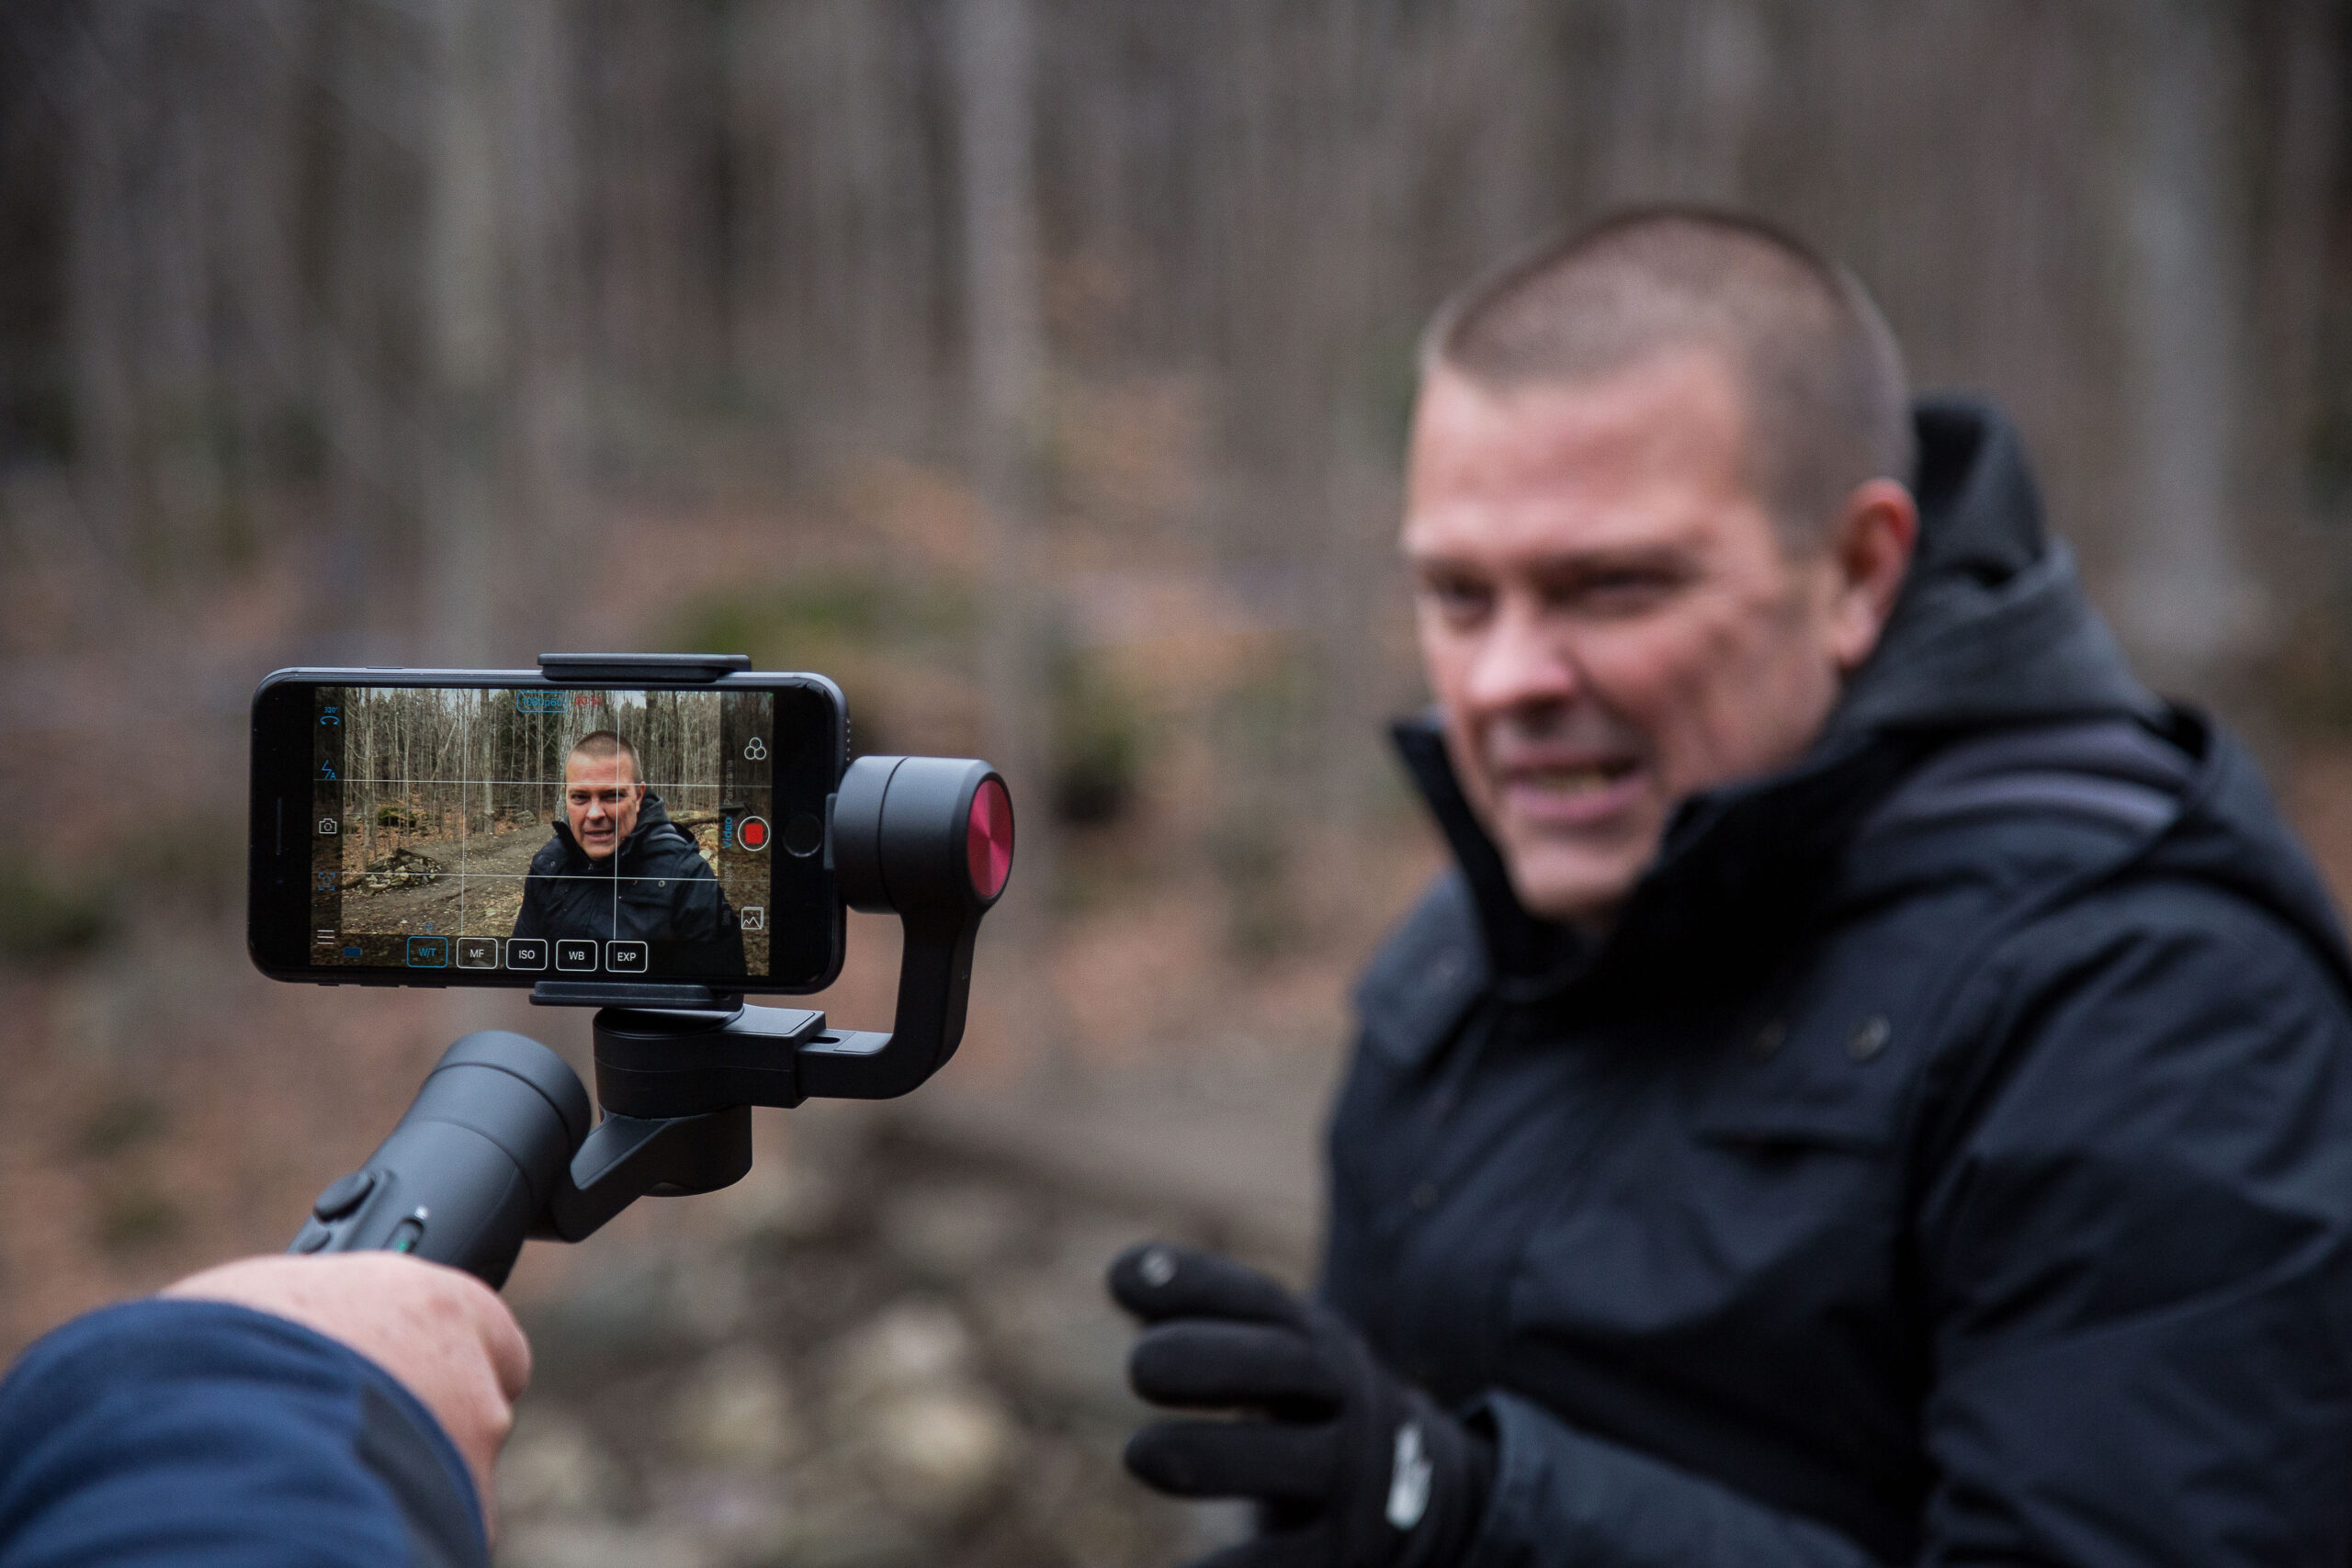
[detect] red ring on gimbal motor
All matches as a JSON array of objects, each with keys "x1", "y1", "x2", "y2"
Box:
[{"x1": 966, "y1": 777, "x2": 1014, "y2": 900}]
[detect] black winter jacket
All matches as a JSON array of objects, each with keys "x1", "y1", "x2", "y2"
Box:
[
  {"x1": 1325, "y1": 397, "x2": 2352, "y2": 1566},
  {"x1": 512, "y1": 794, "x2": 747, "y2": 976}
]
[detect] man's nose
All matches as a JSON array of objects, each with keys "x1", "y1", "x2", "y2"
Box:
[{"x1": 1462, "y1": 598, "x2": 1580, "y2": 716}]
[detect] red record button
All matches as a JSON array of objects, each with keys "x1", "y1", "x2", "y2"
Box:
[
  {"x1": 966, "y1": 777, "x2": 1013, "y2": 900},
  {"x1": 737, "y1": 815, "x2": 770, "y2": 852}
]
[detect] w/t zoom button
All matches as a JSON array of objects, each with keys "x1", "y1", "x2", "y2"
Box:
[
  {"x1": 555, "y1": 940, "x2": 598, "y2": 972},
  {"x1": 605, "y1": 941, "x2": 648, "y2": 974}
]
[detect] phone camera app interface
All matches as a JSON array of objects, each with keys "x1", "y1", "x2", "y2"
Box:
[{"x1": 310, "y1": 686, "x2": 779, "y2": 979}]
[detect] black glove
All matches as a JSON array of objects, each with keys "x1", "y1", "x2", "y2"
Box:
[{"x1": 1108, "y1": 1241, "x2": 1494, "y2": 1568}]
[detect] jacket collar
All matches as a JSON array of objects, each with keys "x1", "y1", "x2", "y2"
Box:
[{"x1": 1391, "y1": 712, "x2": 1914, "y2": 1004}]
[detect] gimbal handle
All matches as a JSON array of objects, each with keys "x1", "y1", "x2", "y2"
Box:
[{"x1": 289, "y1": 754, "x2": 1014, "y2": 1286}]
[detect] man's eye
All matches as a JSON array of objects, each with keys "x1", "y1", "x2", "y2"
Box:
[
  {"x1": 1566, "y1": 570, "x2": 1679, "y2": 612},
  {"x1": 1420, "y1": 578, "x2": 1492, "y2": 622}
]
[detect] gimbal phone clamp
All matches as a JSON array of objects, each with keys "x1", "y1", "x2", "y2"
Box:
[{"x1": 288, "y1": 654, "x2": 1016, "y2": 1287}]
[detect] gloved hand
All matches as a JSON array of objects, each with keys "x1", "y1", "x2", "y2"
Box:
[{"x1": 1108, "y1": 1241, "x2": 1494, "y2": 1568}]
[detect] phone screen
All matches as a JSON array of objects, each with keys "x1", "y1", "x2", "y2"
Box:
[{"x1": 250, "y1": 672, "x2": 844, "y2": 992}]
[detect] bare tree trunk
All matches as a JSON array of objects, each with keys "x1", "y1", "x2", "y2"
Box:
[
  {"x1": 63, "y1": 0, "x2": 141, "y2": 587},
  {"x1": 2110, "y1": 0, "x2": 2256, "y2": 699},
  {"x1": 425, "y1": 0, "x2": 502, "y2": 665},
  {"x1": 499, "y1": 0, "x2": 585, "y2": 655},
  {"x1": 953, "y1": 0, "x2": 1057, "y2": 965}
]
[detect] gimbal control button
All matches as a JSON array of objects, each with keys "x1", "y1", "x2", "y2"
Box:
[{"x1": 312, "y1": 1170, "x2": 375, "y2": 1222}]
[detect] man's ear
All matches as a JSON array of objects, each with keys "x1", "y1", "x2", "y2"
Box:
[{"x1": 1822, "y1": 478, "x2": 1918, "y2": 671}]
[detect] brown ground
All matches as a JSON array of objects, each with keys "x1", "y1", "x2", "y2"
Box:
[{"x1": 336, "y1": 826, "x2": 544, "y2": 938}]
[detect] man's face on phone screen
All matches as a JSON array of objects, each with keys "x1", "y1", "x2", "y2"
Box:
[{"x1": 564, "y1": 751, "x2": 644, "y2": 861}]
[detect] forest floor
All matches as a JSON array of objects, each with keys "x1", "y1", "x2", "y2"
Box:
[
  {"x1": 490, "y1": 1049, "x2": 1336, "y2": 1568},
  {"x1": 336, "y1": 825, "x2": 544, "y2": 939}
]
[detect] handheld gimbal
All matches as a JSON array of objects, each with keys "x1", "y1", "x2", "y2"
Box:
[{"x1": 287, "y1": 656, "x2": 1014, "y2": 1288}]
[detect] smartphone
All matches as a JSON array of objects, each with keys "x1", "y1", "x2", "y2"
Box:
[{"x1": 249, "y1": 668, "x2": 846, "y2": 993}]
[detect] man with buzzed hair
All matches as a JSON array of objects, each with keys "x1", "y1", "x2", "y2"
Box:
[
  {"x1": 514, "y1": 728, "x2": 746, "y2": 976},
  {"x1": 1110, "y1": 209, "x2": 2352, "y2": 1567}
]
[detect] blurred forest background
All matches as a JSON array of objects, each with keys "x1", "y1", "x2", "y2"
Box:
[{"x1": 6, "y1": 3, "x2": 2352, "y2": 1565}]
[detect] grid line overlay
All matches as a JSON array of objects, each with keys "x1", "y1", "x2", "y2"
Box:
[{"x1": 318, "y1": 684, "x2": 769, "y2": 973}]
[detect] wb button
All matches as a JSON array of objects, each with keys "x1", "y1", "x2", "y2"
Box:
[
  {"x1": 605, "y1": 941, "x2": 649, "y2": 975},
  {"x1": 555, "y1": 940, "x2": 598, "y2": 972}
]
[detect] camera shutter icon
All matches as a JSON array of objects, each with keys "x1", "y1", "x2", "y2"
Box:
[{"x1": 319, "y1": 818, "x2": 338, "y2": 835}]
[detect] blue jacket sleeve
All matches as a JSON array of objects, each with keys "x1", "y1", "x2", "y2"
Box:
[
  {"x1": 1459, "y1": 891, "x2": 2352, "y2": 1567},
  {"x1": 0, "y1": 1299, "x2": 487, "y2": 1568}
]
